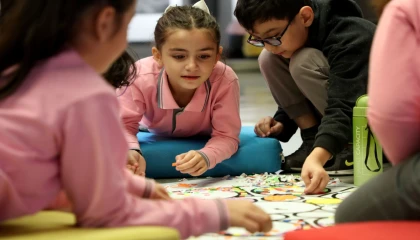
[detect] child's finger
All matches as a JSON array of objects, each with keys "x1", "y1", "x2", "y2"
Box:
[
  {"x1": 126, "y1": 164, "x2": 135, "y2": 173},
  {"x1": 127, "y1": 158, "x2": 136, "y2": 165},
  {"x1": 261, "y1": 117, "x2": 272, "y2": 134},
  {"x1": 242, "y1": 218, "x2": 260, "y2": 234},
  {"x1": 176, "y1": 151, "x2": 195, "y2": 165},
  {"x1": 190, "y1": 165, "x2": 207, "y2": 176},
  {"x1": 133, "y1": 166, "x2": 141, "y2": 175},
  {"x1": 175, "y1": 153, "x2": 187, "y2": 162},
  {"x1": 314, "y1": 175, "x2": 329, "y2": 194},
  {"x1": 177, "y1": 155, "x2": 200, "y2": 172},
  {"x1": 301, "y1": 170, "x2": 311, "y2": 187},
  {"x1": 137, "y1": 156, "x2": 146, "y2": 174},
  {"x1": 180, "y1": 163, "x2": 201, "y2": 174},
  {"x1": 154, "y1": 185, "x2": 171, "y2": 200},
  {"x1": 254, "y1": 125, "x2": 266, "y2": 137},
  {"x1": 305, "y1": 173, "x2": 322, "y2": 194},
  {"x1": 158, "y1": 192, "x2": 171, "y2": 200},
  {"x1": 177, "y1": 162, "x2": 196, "y2": 172},
  {"x1": 181, "y1": 155, "x2": 205, "y2": 174},
  {"x1": 260, "y1": 215, "x2": 273, "y2": 232},
  {"x1": 246, "y1": 208, "x2": 272, "y2": 232},
  {"x1": 159, "y1": 188, "x2": 171, "y2": 200}
]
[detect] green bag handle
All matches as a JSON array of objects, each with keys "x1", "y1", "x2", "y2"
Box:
[{"x1": 364, "y1": 125, "x2": 382, "y2": 172}]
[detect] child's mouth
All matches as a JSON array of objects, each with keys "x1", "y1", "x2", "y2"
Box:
[{"x1": 182, "y1": 76, "x2": 200, "y2": 81}]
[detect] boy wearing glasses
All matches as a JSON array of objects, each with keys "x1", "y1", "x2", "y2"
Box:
[{"x1": 234, "y1": 0, "x2": 376, "y2": 194}]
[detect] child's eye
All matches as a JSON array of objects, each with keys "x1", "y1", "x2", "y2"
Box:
[
  {"x1": 199, "y1": 55, "x2": 211, "y2": 60},
  {"x1": 172, "y1": 55, "x2": 185, "y2": 60}
]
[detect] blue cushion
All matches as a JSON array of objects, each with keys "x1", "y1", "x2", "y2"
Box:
[{"x1": 138, "y1": 126, "x2": 282, "y2": 178}]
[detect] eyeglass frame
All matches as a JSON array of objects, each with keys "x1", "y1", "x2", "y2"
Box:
[{"x1": 247, "y1": 20, "x2": 292, "y2": 47}]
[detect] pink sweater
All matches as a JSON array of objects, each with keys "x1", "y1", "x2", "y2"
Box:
[
  {"x1": 368, "y1": 0, "x2": 420, "y2": 165},
  {"x1": 0, "y1": 50, "x2": 229, "y2": 238},
  {"x1": 118, "y1": 57, "x2": 241, "y2": 169}
]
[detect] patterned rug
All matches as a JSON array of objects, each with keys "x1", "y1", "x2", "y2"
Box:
[{"x1": 162, "y1": 174, "x2": 356, "y2": 239}]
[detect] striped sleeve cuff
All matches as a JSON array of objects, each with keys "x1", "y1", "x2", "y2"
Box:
[
  {"x1": 196, "y1": 151, "x2": 210, "y2": 168},
  {"x1": 215, "y1": 199, "x2": 229, "y2": 231},
  {"x1": 143, "y1": 179, "x2": 154, "y2": 198}
]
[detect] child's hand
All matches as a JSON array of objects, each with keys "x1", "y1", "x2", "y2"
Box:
[
  {"x1": 151, "y1": 183, "x2": 171, "y2": 200},
  {"x1": 45, "y1": 190, "x2": 72, "y2": 212},
  {"x1": 175, "y1": 150, "x2": 208, "y2": 176},
  {"x1": 226, "y1": 200, "x2": 272, "y2": 233},
  {"x1": 127, "y1": 150, "x2": 146, "y2": 176},
  {"x1": 254, "y1": 116, "x2": 283, "y2": 137},
  {"x1": 301, "y1": 148, "x2": 331, "y2": 194}
]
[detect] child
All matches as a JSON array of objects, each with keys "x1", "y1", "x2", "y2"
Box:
[
  {"x1": 45, "y1": 51, "x2": 138, "y2": 212},
  {"x1": 0, "y1": 0, "x2": 272, "y2": 238},
  {"x1": 234, "y1": 0, "x2": 376, "y2": 194},
  {"x1": 336, "y1": 0, "x2": 420, "y2": 222},
  {"x1": 119, "y1": 0, "x2": 241, "y2": 177}
]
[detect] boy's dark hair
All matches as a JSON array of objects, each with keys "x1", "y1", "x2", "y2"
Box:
[
  {"x1": 154, "y1": 6, "x2": 220, "y2": 50},
  {"x1": 0, "y1": 0, "x2": 134, "y2": 100},
  {"x1": 234, "y1": 0, "x2": 312, "y2": 32},
  {"x1": 0, "y1": 0, "x2": 13, "y2": 18},
  {"x1": 103, "y1": 50, "x2": 137, "y2": 89}
]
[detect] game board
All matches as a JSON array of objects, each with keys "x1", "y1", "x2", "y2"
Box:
[{"x1": 162, "y1": 174, "x2": 356, "y2": 240}]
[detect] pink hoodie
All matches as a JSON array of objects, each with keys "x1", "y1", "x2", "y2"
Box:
[
  {"x1": 368, "y1": 0, "x2": 420, "y2": 165},
  {"x1": 0, "y1": 50, "x2": 229, "y2": 239},
  {"x1": 118, "y1": 57, "x2": 241, "y2": 169}
]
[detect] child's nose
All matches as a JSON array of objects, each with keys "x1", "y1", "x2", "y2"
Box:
[
  {"x1": 264, "y1": 44, "x2": 277, "y2": 53},
  {"x1": 186, "y1": 58, "x2": 198, "y2": 71}
]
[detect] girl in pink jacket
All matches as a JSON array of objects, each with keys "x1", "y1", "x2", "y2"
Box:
[
  {"x1": 0, "y1": 0, "x2": 272, "y2": 238},
  {"x1": 335, "y1": 0, "x2": 420, "y2": 223},
  {"x1": 119, "y1": 2, "x2": 241, "y2": 177}
]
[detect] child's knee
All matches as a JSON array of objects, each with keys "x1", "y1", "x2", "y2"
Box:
[
  {"x1": 289, "y1": 48, "x2": 327, "y2": 80},
  {"x1": 258, "y1": 49, "x2": 277, "y2": 70}
]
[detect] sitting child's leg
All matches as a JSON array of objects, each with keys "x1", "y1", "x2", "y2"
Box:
[
  {"x1": 259, "y1": 48, "x2": 316, "y2": 124},
  {"x1": 288, "y1": 48, "x2": 329, "y2": 113},
  {"x1": 335, "y1": 153, "x2": 420, "y2": 223}
]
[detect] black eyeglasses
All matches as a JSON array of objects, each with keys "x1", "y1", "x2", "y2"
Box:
[{"x1": 247, "y1": 21, "x2": 291, "y2": 47}]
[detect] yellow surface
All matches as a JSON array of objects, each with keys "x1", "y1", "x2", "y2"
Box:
[
  {"x1": 0, "y1": 211, "x2": 180, "y2": 240},
  {"x1": 242, "y1": 34, "x2": 263, "y2": 58}
]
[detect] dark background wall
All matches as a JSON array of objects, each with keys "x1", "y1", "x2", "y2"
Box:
[{"x1": 129, "y1": 0, "x2": 378, "y2": 59}]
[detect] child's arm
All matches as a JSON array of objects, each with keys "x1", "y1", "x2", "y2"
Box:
[
  {"x1": 199, "y1": 78, "x2": 241, "y2": 169},
  {"x1": 368, "y1": 1, "x2": 420, "y2": 165},
  {"x1": 44, "y1": 171, "x2": 161, "y2": 212},
  {"x1": 117, "y1": 83, "x2": 145, "y2": 151},
  {"x1": 272, "y1": 106, "x2": 298, "y2": 141},
  {"x1": 60, "y1": 92, "x2": 229, "y2": 239},
  {"x1": 314, "y1": 15, "x2": 376, "y2": 157}
]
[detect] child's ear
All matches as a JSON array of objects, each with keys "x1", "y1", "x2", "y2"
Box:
[
  {"x1": 216, "y1": 46, "x2": 223, "y2": 62},
  {"x1": 299, "y1": 6, "x2": 314, "y2": 27},
  {"x1": 152, "y1": 47, "x2": 164, "y2": 68},
  {"x1": 94, "y1": 6, "x2": 117, "y2": 42}
]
